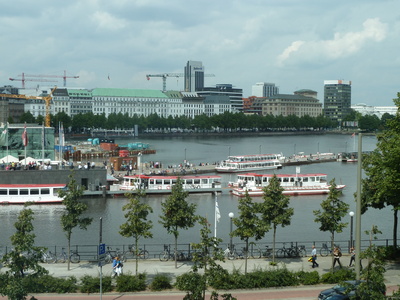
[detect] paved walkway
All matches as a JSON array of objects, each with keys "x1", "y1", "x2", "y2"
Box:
[{"x1": 2, "y1": 255, "x2": 398, "y2": 299}]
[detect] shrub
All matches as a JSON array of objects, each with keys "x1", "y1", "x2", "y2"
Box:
[
  {"x1": 80, "y1": 275, "x2": 112, "y2": 294},
  {"x1": 149, "y1": 274, "x2": 172, "y2": 291},
  {"x1": 115, "y1": 273, "x2": 147, "y2": 292},
  {"x1": 207, "y1": 266, "x2": 232, "y2": 289},
  {"x1": 24, "y1": 275, "x2": 78, "y2": 293},
  {"x1": 175, "y1": 271, "x2": 204, "y2": 291},
  {"x1": 321, "y1": 268, "x2": 355, "y2": 284},
  {"x1": 296, "y1": 271, "x2": 320, "y2": 285}
]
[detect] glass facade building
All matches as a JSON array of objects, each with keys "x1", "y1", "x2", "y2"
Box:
[
  {"x1": 0, "y1": 124, "x2": 55, "y2": 161},
  {"x1": 324, "y1": 80, "x2": 352, "y2": 125}
]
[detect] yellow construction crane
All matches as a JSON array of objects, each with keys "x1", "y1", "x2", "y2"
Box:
[
  {"x1": 0, "y1": 86, "x2": 57, "y2": 127},
  {"x1": 146, "y1": 73, "x2": 215, "y2": 91}
]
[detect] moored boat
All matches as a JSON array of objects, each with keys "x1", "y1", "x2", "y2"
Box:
[
  {"x1": 229, "y1": 172, "x2": 345, "y2": 197},
  {"x1": 0, "y1": 184, "x2": 66, "y2": 204},
  {"x1": 117, "y1": 174, "x2": 222, "y2": 194},
  {"x1": 215, "y1": 153, "x2": 284, "y2": 173}
]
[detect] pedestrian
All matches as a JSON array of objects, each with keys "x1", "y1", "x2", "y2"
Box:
[
  {"x1": 111, "y1": 256, "x2": 118, "y2": 278},
  {"x1": 349, "y1": 247, "x2": 355, "y2": 267},
  {"x1": 333, "y1": 247, "x2": 342, "y2": 268},
  {"x1": 113, "y1": 256, "x2": 123, "y2": 276},
  {"x1": 311, "y1": 245, "x2": 319, "y2": 268}
]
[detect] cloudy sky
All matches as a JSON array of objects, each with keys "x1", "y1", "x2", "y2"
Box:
[{"x1": 1, "y1": 0, "x2": 399, "y2": 106}]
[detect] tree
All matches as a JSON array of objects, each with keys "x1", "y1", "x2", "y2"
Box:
[
  {"x1": 190, "y1": 216, "x2": 225, "y2": 300},
  {"x1": 0, "y1": 206, "x2": 48, "y2": 300},
  {"x1": 59, "y1": 173, "x2": 93, "y2": 270},
  {"x1": 314, "y1": 179, "x2": 349, "y2": 271},
  {"x1": 159, "y1": 178, "x2": 197, "y2": 268},
  {"x1": 119, "y1": 191, "x2": 153, "y2": 275},
  {"x1": 361, "y1": 95, "x2": 400, "y2": 248},
  {"x1": 231, "y1": 191, "x2": 266, "y2": 273},
  {"x1": 259, "y1": 175, "x2": 293, "y2": 263}
]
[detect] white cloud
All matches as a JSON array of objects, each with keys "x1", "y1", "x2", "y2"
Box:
[
  {"x1": 91, "y1": 11, "x2": 127, "y2": 30},
  {"x1": 278, "y1": 18, "x2": 387, "y2": 65}
]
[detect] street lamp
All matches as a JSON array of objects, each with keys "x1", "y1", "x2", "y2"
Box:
[
  {"x1": 259, "y1": 145, "x2": 262, "y2": 155},
  {"x1": 184, "y1": 148, "x2": 187, "y2": 163},
  {"x1": 228, "y1": 146, "x2": 231, "y2": 157},
  {"x1": 294, "y1": 144, "x2": 296, "y2": 156},
  {"x1": 349, "y1": 211, "x2": 354, "y2": 249},
  {"x1": 229, "y1": 212, "x2": 234, "y2": 250}
]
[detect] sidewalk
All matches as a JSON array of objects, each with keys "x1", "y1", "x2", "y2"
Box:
[{"x1": 15, "y1": 255, "x2": 398, "y2": 299}]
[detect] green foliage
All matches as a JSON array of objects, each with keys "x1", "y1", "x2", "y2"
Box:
[
  {"x1": 115, "y1": 273, "x2": 147, "y2": 292},
  {"x1": 206, "y1": 265, "x2": 231, "y2": 289},
  {"x1": 119, "y1": 190, "x2": 153, "y2": 275},
  {"x1": 23, "y1": 275, "x2": 78, "y2": 293},
  {"x1": 295, "y1": 270, "x2": 320, "y2": 285},
  {"x1": 79, "y1": 275, "x2": 112, "y2": 294},
  {"x1": 320, "y1": 268, "x2": 356, "y2": 284},
  {"x1": 58, "y1": 173, "x2": 93, "y2": 269},
  {"x1": 231, "y1": 192, "x2": 266, "y2": 273},
  {"x1": 175, "y1": 271, "x2": 205, "y2": 299},
  {"x1": 149, "y1": 274, "x2": 172, "y2": 291},
  {"x1": 259, "y1": 175, "x2": 293, "y2": 263},
  {"x1": 159, "y1": 178, "x2": 197, "y2": 267}
]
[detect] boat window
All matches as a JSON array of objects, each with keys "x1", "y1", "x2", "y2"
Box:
[
  {"x1": 278, "y1": 178, "x2": 282, "y2": 182},
  {"x1": 283, "y1": 177, "x2": 289, "y2": 182},
  {"x1": 0, "y1": 189, "x2": 7, "y2": 195},
  {"x1": 41, "y1": 188, "x2": 50, "y2": 195},
  {"x1": 9, "y1": 189, "x2": 18, "y2": 195},
  {"x1": 164, "y1": 179, "x2": 171, "y2": 184},
  {"x1": 263, "y1": 177, "x2": 268, "y2": 183},
  {"x1": 172, "y1": 179, "x2": 177, "y2": 184},
  {"x1": 186, "y1": 179, "x2": 193, "y2": 184},
  {"x1": 30, "y1": 189, "x2": 39, "y2": 195},
  {"x1": 310, "y1": 177, "x2": 315, "y2": 182},
  {"x1": 202, "y1": 179, "x2": 208, "y2": 184},
  {"x1": 194, "y1": 179, "x2": 200, "y2": 184},
  {"x1": 156, "y1": 179, "x2": 162, "y2": 185},
  {"x1": 303, "y1": 177, "x2": 308, "y2": 182},
  {"x1": 53, "y1": 188, "x2": 62, "y2": 195},
  {"x1": 20, "y1": 189, "x2": 29, "y2": 195},
  {"x1": 290, "y1": 178, "x2": 295, "y2": 182},
  {"x1": 149, "y1": 179, "x2": 155, "y2": 185}
]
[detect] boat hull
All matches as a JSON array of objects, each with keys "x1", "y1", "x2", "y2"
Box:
[{"x1": 215, "y1": 165, "x2": 281, "y2": 173}]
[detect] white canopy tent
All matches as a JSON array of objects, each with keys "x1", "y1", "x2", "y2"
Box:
[
  {"x1": 0, "y1": 155, "x2": 19, "y2": 163},
  {"x1": 19, "y1": 157, "x2": 38, "y2": 165}
]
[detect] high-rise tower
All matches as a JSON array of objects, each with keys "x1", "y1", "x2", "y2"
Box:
[
  {"x1": 252, "y1": 82, "x2": 279, "y2": 97},
  {"x1": 184, "y1": 61, "x2": 204, "y2": 92},
  {"x1": 324, "y1": 80, "x2": 352, "y2": 125}
]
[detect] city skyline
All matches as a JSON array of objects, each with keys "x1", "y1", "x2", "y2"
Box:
[{"x1": 1, "y1": 1, "x2": 399, "y2": 106}]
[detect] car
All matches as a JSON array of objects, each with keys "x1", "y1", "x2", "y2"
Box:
[
  {"x1": 318, "y1": 280, "x2": 363, "y2": 300},
  {"x1": 318, "y1": 280, "x2": 386, "y2": 300}
]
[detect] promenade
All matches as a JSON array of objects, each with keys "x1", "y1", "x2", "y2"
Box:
[{"x1": 2, "y1": 255, "x2": 398, "y2": 299}]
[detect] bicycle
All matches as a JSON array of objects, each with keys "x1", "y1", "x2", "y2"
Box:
[
  {"x1": 123, "y1": 245, "x2": 149, "y2": 261},
  {"x1": 105, "y1": 247, "x2": 124, "y2": 263},
  {"x1": 253, "y1": 245, "x2": 273, "y2": 259},
  {"x1": 41, "y1": 250, "x2": 57, "y2": 264},
  {"x1": 320, "y1": 243, "x2": 341, "y2": 257},
  {"x1": 276, "y1": 243, "x2": 296, "y2": 258},
  {"x1": 224, "y1": 245, "x2": 244, "y2": 260},
  {"x1": 159, "y1": 244, "x2": 174, "y2": 262},
  {"x1": 56, "y1": 248, "x2": 80, "y2": 263}
]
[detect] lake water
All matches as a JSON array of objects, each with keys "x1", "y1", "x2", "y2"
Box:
[{"x1": 1, "y1": 133, "x2": 392, "y2": 254}]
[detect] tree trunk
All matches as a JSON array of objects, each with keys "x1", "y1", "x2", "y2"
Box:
[
  {"x1": 174, "y1": 235, "x2": 178, "y2": 269},
  {"x1": 244, "y1": 238, "x2": 248, "y2": 274},
  {"x1": 272, "y1": 225, "x2": 277, "y2": 263},
  {"x1": 135, "y1": 238, "x2": 139, "y2": 275},
  {"x1": 67, "y1": 233, "x2": 71, "y2": 271},
  {"x1": 330, "y1": 233, "x2": 335, "y2": 272},
  {"x1": 393, "y1": 208, "x2": 398, "y2": 248}
]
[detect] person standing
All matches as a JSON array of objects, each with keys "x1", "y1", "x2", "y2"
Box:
[
  {"x1": 333, "y1": 247, "x2": 342, "y2": 268},
  {"x1": 349, "y1": 247, "x2": 355, "y2": 267},
  {"x1": 311, "y1": 245, "x2": 319, "y2": 268}
]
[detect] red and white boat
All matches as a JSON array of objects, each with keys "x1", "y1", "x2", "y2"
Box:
[
  {"x1": 229, "y1": 172, "x2": 345, "y2": 197},
  {"x1": 0, "y1": 183, "x2": 66, "y2": 204},
  {"x1": 215, "y1": 153, "x2": 284, "y2": 173},
  {"x1": 118, "y1": 174, "x2": 222, "y2": 193}
]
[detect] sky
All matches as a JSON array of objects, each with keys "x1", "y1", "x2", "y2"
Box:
[{"x1": 1, "y1": 0, "x2": 399, "y2": 106}]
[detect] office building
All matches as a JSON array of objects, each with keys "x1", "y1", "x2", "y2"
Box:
[
  {"x1": 197, "y1": 84, "x2": 243, "y2": 112},
  {"x1": 184, "y1": 61, "x2": 204, "y2": 92},
  {"x1": 324, "y1": 80, "x2": 352, "y2": 125},
  {"x1": 252, "y1": 82, "x2": 279, "y2": 97}
]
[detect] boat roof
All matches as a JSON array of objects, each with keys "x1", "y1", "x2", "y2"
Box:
[
  {"x1": 124, "y1": 175, "x2": 221, "y2": 180},
  {"x1": 228, "y1": 153, "x2": 282, "y2": 158},
  {"x1": 0, "y1": 184, "x2": 66, "y2": 188},
  {"x1": 237, "y1": 173, "x2": 327, "y2": 177},
  {"x1": 223, "y1": 159, "x2": 280, "y2": 163}
]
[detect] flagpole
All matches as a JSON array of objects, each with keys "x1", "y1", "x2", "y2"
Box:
[
  {"x1": 6, "y1": 122, "x2": 9, "y2": 164},
  {"x1": 42, "y1": 123, "x2": 45, "y2": 163},
  {"x1": 214, "y1": 192, "x2": 217, "y2": 238}
]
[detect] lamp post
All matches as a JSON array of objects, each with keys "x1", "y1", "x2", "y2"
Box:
[
  {"x1": 294, "y1": 144, "x2": 296, "y2": 156},
  {"x1": 259, "y1": 145, "x2": 262, "y2": 155},
  {"x1": 184, "y1": 148, "x2": 187, "y2": 163},
  {"x1": 229, "y1": 212, "x2": 234, "y2": 250},
  {"x1": 349, "y1": 211, "x2": 354, "y2": 249},
  {"x1": 228, "y1": 146, "x2": 231, "y2": 157}
]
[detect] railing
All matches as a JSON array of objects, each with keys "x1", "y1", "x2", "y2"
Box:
[{"x1": 0, "y1": 238, "x2": 398, "y2": 262}]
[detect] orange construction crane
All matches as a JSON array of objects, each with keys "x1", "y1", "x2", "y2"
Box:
[
  {"x1": 9, "y1": 70, "x2": 78, "y2": 88},
  {"x1": 0, "y1": 86, "x2": 57, "y2": 127}
]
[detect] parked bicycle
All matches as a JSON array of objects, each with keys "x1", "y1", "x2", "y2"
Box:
[
  {"x1": 159, "y1": 244, "x2": 174, "y2": 261},
  {"x1": 276, "y1": 243, "x2": 295, "y2": 258},
  {"x1": 252, "y1": 245, "x2": 273, "y2": 259},
  {"x1": 320, "y1": 243, "x2": 341, "y2": 257},
  {"x1": 56, "y1": 248, "x2": 80, "y2": 263},
  {"x1": 224, "y1": 244, "x2": 245, "y2": 260},
  {"x1": 123, "y1": 245, "x2": 149, "y2": 261},
  {"x1": 104, "y1": 246, "x2": 124, "y2": 263},
  {"x1": 41, "y1": 250, "x2": 57, "y2": 264}
]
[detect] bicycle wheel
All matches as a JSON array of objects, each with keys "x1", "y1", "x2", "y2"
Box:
[
  {"x1": 46, "y1": 252, "x2": 57, "y2": 264},
  {"x1": 228, "y1": 250, "x2": 236, "y2": 260},
  {"x1": 251, "y1": 248, "x2": 261, "y2": 259},
  {"x1": 300, "y1": 248, "x2": 307, "y2": 257},
  {"x1": 159, "y1": 252, "x2": 169, "y2": 261},
  {"x1": 276, "y1": 249, "x2": 285, "y2": 258},
  {"x1": 57, "y1": 253, "x2": 66, "y2": 263},
  {"x1": 320, "y1": 247, "x2": 329, "y2": 257},
  {"x1": 141, "y1": 250, "x2": 149, "y2": 259},
  {"x1": 122, "y1": 251, "x2": 134, "y2": 262},
  {"x1": 70, "y1": 253, "x2": 80, "y2": 263}
]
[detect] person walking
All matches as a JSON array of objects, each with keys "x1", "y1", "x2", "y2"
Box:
[
  {"x1": 114, "y1": 256, "x2": 123, "y2": 276},
  {"x1": 311, "y1": 245, "x2": 318, "y2": 268},
  {"x1": 111, "y1": 256, "x2": 118, "y2": 278},
  {"x1": 349, "y1": 247, "x2": 355, "y2": 267},
  {"x1": 333, "y1": 247, "x2": 342, "y2": 268}
]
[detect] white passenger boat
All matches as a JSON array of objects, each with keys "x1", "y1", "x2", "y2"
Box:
[
  {"x1": 0, "y1": 184, "x2": 66, "y2": 204},
  {"x1": 215, "y1": 153, "x2": 284, "y2": 173},
  {"x1": 119, "y1": 174, "x2": 222, "y2": 193},
  {"x1": 229, "y1": 172, "x2": 345, "y2": 197}
]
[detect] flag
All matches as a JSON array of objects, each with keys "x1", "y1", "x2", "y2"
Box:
[
  {"x1": 0, "y1": 123, "x2": 8, "y2": 146},
  {"x1": 351, "y1": 132, "x2": 356, "y2": 138},
  {"x1": 22, "y1": 123, "x2": 28, "y2": 147},
  {"x1": 59, "y1": 122, "x2": 65, "y2": 147},
  {"x1": 215, "y1": 200, "x2": 221, "y2": 223}
]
